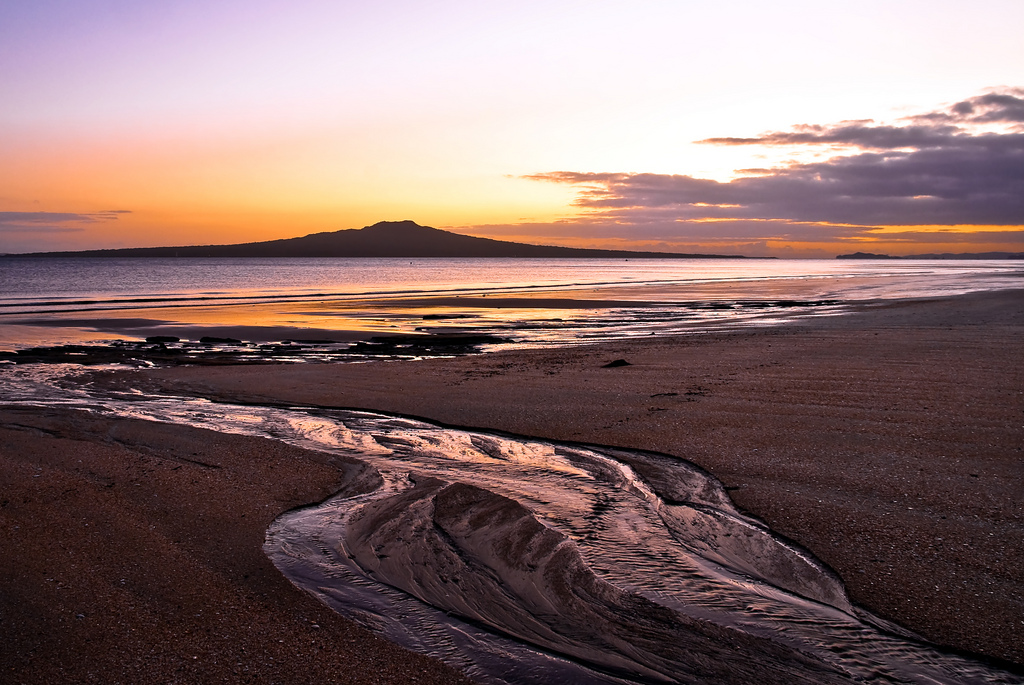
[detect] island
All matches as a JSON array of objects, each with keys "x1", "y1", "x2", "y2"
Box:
[{"x1": 12, "y1": 220, "x2": 745, "y2": 259}]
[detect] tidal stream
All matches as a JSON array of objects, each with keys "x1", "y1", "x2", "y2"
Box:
[{"x1": 3, "y1": 364, "x2": 1018, "y2": 684}]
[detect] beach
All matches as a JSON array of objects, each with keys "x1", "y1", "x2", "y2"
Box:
[
  {"x1": 5, "y1": 0, "x2": 1024, "y2": 679},
  {"x1": 3, "y1": 288, "x2": 1023, "y2": 682},
  {"x1": 0, "y1": 406, "x2": 475, "y2": 684}
]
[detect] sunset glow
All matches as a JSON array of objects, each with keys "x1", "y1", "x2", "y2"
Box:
[{"x1": 2, "y1": 0, "x2": 1022, "y2": 256}]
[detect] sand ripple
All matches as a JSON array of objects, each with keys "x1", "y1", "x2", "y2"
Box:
[
  {"x1": 260, "y1": 411, "x2": 1015, "y2": 684},
  {"x1": 2, "y1": 365, "x2": 1015, "y2": 684}
]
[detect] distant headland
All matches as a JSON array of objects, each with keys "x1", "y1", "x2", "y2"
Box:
[
  {"x1": 837, "y1": 251, "x2": 1024, "y2": 260},
  {"x1": 9, "y1": 220, "x2": 746, "y2": 259}
]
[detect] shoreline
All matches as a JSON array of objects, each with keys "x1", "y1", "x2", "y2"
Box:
[
  {"x1": 2, "y1": 287, "x2": 1022, "y2": 681},
  {"x1": 0, "y1": 291, "x2": 852, "y2": 356}
]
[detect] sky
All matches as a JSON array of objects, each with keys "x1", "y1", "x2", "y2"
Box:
[{"x1": 1, "y1": 0, "x2": 1022, "y2": 257}]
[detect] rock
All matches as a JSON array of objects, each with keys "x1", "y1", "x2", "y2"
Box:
[{"x1": 199, "y1": 336, "x2": 242, "y2": 344}]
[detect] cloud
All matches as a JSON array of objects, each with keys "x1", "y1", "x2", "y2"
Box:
[
  {"x1": 0, "y1": 210, "x2": 131, "y2": 233},
  {"x1": 699, "y1": 88, "x2": 1024, "y2": 148},
  {"x1": 527, "y1": 88, "x2": 1024, "y2": 233},
  {"x1": 862, "y1": 229, "x2": 1024, "y2": 245},
  {"x1": 919, "y1": 89, "x2": 1024, "y2": 126},
  {"x1": 698, "y1": 123, "x2": 965, "y2": 149},
  {"x1": 468, "y1": 217, "x2": 871, "y2": 244}
]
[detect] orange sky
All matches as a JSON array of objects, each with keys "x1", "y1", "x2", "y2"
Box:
[{"x1": 2, "y1": 1, "x2": 1022, "y2": 257}]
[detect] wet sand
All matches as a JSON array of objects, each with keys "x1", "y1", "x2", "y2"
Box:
[
  {"x1": 3, "y1": 288, "x2": 1022, "y2": 682},
  {"x1": 0, "y1": 407, "x2": 474, "y2": 684},
  {"x1": 130, "y1": 289, "x2": 1024, "y2": 669}
]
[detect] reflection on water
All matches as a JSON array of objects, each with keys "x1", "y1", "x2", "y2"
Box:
[
  {"x1": 4, "y1": 257, "x2": 1022, "y2": 310},
  {"x1": 2, "y1": 364, "x2": 1017, "y2": 684},
  {"x1": 2, "y1": 257, "x2": 1022, "y2": 350}
]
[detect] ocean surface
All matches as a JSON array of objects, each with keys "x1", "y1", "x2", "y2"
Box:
[{"x1": 2, "y1": 257, "x2": 1022, "y2": 353}]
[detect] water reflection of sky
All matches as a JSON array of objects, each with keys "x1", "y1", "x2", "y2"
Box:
[{"x1": 1, "y1": 258, "x2": 1021, "y2": 350}]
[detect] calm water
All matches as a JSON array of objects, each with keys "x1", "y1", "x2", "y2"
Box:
[
  {"x1": 3, "y1": 257, "x2": 1023, "y2": 307},
  {"x1": 2, "y1": 257, "x2": 1022, "y2": 351}
]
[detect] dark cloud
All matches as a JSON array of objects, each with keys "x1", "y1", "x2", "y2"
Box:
[
  {"x1": 863, "y1": 229, "x2": 1024, "y2": 245},
  {"x1": 0, "y1": 210, "x2": 130, "y2": 232},
  {"x1": 528, "y1": 88, "x2": 1024, "y2": 230},
  {"x1": 699, "y1": 123, "x2": 965, "y2": 149},
  {"x1": 699, "y1": 87, "x2": 1024, "y2": 149},
  {"x1": 470, "y1": 218, "x2": 870, "y2": 244},
  {"x1": 0, "y1": 226, "x2": 85, "y2": 234},
  {"x1": 923, "y1": 90, "x2": 1024, "y2": 125}
]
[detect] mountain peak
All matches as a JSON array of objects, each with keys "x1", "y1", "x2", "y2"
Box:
[
  {"x1": 364, "y1": 220, "x2": 430, "y2": 231},
  {"x1": 12, "y1": 220, "x2": 745, "y2": 259}
]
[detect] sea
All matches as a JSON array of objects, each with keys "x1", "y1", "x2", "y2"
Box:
[{"x1": 2, "y1": 256, "x2": 1022, "y2": 353}]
